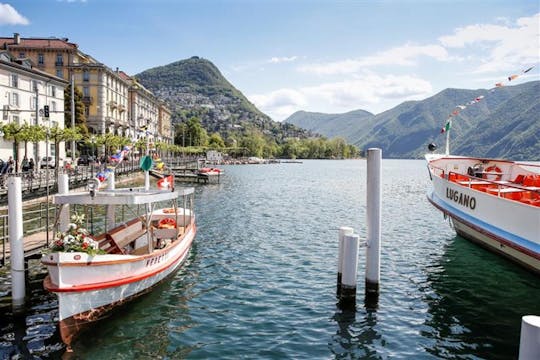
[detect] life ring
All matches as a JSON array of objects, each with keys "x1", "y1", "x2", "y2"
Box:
[
  {"x1": 485, "y1": 166, "x2": 502, "y2": 181},
  {"x1": 158, "y1": 218, "x2": 177, "y2": 229}
]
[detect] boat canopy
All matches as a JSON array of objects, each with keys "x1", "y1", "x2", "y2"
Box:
[{"x1": 53, "y1": 187, "x2": 194, "y2": 206}]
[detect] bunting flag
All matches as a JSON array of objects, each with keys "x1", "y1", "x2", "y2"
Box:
[
  {"x1": 436, "y1": 64, "x2": 535, "y2": 137},
  {"x1": 157, "y1": 175, "x2": 174, "y2": 190}
]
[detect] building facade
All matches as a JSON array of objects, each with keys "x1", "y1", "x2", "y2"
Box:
[
  {"x1": 0, "y1": 33, "x2": 172, "y2": 154},
  {"x1": 0, "y1": 51, "x2": 67, "y2": 167}
]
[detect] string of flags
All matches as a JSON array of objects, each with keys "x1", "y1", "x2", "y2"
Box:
[
  {"x1": 439, "y1": 65, "x2": 535, "y2": 134},
  {"x1": 95, "y1": 145, "x2": 132, "y2": 184}
]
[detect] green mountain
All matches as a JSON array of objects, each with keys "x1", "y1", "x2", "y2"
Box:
[
  {"x1": 136, "y1": 56, "x2": 310, "y2": 142},
  {"x1": 285, "y1": 81, "x2": 540, "y2": 160}
]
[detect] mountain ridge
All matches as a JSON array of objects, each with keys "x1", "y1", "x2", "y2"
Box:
[{"x1": 285, "y1": 81, "x2": 540, "y2": 160}]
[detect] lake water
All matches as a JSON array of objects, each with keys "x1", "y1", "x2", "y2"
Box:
[{"x1": 1, "y1": 160, "x2": 539, "y2": 359}]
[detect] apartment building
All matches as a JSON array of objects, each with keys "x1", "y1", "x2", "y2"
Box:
[
  {"x1": 0, "y1": 33, "x2": 167, "y2": 147},
  {"x1": 0, "y1": 50, "x2": 67, "y2": 166}
]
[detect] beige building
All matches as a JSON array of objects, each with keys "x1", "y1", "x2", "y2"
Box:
[{"x1": 0, "y1": 33, "x2": 171, "y2": 149}]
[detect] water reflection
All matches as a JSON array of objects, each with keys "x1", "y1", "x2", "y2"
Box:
[
  {"x1": 330, "y1": 306, "x2": 382, "y2": 359},
  {"x1": 422, "y1": 235, "x2": 540, "y2": 359}
]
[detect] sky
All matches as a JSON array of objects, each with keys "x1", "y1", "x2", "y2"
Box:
[{"x1": 0, "y1": 0, "x2": 539, "y2": 122}]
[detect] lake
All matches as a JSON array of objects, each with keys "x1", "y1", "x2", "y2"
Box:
[{"x1": 1, "y1": 159, "x2": 539, "y2": 359}]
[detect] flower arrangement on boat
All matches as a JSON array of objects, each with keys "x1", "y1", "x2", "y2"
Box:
[{"x1": 50, "y1": 214, "x2": 104, "y2": 255}]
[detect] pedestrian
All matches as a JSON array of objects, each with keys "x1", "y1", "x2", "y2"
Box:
[
  {"x1": 22, "y1": 156, "x2": 29, "y2": 172},
  {"x1": 29, "y1": 158, "x2": 35, "y2": 172},
  {"x1": 6, "y1": 156, "x2": 14, "y2": 173}
]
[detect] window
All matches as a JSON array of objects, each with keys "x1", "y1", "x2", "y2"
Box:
[
  {"x1": 38, "y1": 53, "x2": 44, "y2": 65},
  {"x1": 84, "y1": 106, "x2": 89, "y2": 117},
  {"x1": 19, "y1": 52, "x2": 25, "y2": 58},
  {"x1": 83, "y1": 87, "x2": 90, "y2": 97},
  {"x1": 11, "y1": 92, "x2": 19, "y2": 107},
  {"x1": 51, "y1": 86, "x2": 56, "y2": 97},
  {"x1": 51, "y1": 101, "x2": 57, "y2": 112},
  {"x1": 32, "y1": 80, "x2": 38, "y2": 92},
  {"x1": 56, "y1": 69, "x2": 63, "y2": 78},
  {"x1": 56, "y1": 53, "x2": 63, "y2": 65},
  {"x1": 30, "y1": 96, "x2": 36, "y2": 110},
  {"x1": 12, "y1": 115, "x2": 19, "y2": 124},
  {"x1": 11, "y1": 74, "x2": 18, "y2": 88},
  {"x1": 83, "y1": 70, "x2": 90, "y2": 82}
]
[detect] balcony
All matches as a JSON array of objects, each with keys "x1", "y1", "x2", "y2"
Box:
[{"x1": 82, "y1": 96, "x2": 93, "y2": 104}]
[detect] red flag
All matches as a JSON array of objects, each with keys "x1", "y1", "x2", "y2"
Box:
[{"x1": 157, "y1": 175, "x2": 174, "y2": 190}]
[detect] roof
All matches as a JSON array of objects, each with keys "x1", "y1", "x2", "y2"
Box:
[{"x1": 0, "y1": 37, "x2": 78, "y2": 51}]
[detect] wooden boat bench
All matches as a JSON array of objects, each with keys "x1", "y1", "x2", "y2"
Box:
[{"x1": 98, "y1": 218, "x2": 147, "y2": 254}]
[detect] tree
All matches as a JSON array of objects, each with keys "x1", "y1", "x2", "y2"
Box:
[
  {"x1": 19, "y1": 123, "x2": 46, "y2": 159},
  {"x1": 48, "y1": 126, "x2": 82, "y2": 178},
  {"x1": 0, "y1": 122, "x2": 24, "y2": 171},
  {"x1": 64, "y1": 85, "x2": 87, "y2": 129},
  {"x1": 208, "y1": 132, "x2": 225, "y2": 149}
]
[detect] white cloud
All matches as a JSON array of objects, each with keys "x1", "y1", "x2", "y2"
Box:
[
  {"x1": 298, "y1": 44, "x2": 449, "y2": 75},
  {"x1": 438, "y1": 13, "x2": 540, "y2": 72},
  {"x1": 269, "y1": 56, "x2": 298, "y2": 64},
  {"x1": 0, "y1": 3, "x2": 29, "y2": 25},
  {"x1": 249, "y1": 73, "x2": 432, "y2": 121}
]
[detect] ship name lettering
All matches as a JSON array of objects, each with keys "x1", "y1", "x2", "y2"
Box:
[{"x1": 446, "y1": 188, "x2": 476, "y2": 210}]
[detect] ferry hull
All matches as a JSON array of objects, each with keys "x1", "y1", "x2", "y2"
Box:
[{"x1": 427, "y1": 191, "x2": 540, "y2": 274}]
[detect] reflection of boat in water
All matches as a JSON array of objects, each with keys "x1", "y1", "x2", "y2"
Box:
[
  {"x1": 426, "y1": 153, "x2": 540, "y2": 274},
  {"x1": 422, "y1": 235, "x2": 540, "y2": 359},
  {"x1": 41, "y1": 185, "x2": 196, "y2": 346}
]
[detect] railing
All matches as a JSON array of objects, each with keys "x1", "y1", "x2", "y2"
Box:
[{"x1": 0, "y1": 202, "x2": 56, "y2": 267}]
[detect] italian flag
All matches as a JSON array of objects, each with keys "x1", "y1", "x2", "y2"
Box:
[{"x1": 440, "y1": 120, "x2": 451, "y2": 133}]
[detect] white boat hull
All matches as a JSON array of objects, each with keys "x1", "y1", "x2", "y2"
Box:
[
  {"x1": 43, "y1": 220, "x2": 196, "y2": 345},
  {"x1": 426, "y1": 156, "x2": 540, "y2": 274}
]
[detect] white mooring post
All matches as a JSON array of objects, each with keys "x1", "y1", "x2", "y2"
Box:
[
  {"x1": 519, "y1": 315, "x2": 540, "y2": 360},
  {"x1": 8, "y1": 177, "x2": 25, "y2": 308},
  {"x1": 366, "y1": 148, "x2": 381, "y2": 296},
  {"x1": 107, "y1": 172, "x2": 116, "y2": 229},
  {"x1": 339, "y1": 233, "x2": 360, "y2": 309},
  {"x1": 58, "y1": 174, "x2": 70, "y2": 232},
  {"x1": 337, "y1": 226, "x2": 354, "y2": 296}
]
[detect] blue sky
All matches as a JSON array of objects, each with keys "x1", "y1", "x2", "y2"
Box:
[{"x1": 1, "y1": 0, "x2": 539, "y2": 121}]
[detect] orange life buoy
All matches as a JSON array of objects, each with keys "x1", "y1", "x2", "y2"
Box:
[
  {"x1": 485, "y1": 165, "x2": 502, "y2": 181},
  {"x1": 158, "y1": 218, "x2": 177, "y2": 229}
]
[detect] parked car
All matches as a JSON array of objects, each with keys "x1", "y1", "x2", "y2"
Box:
[
  {"x1": 77, "y1": 155, "x2": 96, "y2": 166},
  {"x1": 40, "y1": 156, "x2": 56, "y2": 169}
]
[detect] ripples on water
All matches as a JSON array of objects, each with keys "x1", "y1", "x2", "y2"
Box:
[{"x1": 1, "y1": 160, "x2": 539, "y2": 359}]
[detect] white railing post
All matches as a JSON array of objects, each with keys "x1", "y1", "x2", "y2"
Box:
[
  {"x1": 366, "y1": 148, "x2": 381, "y2": 296},
  {"x1": 8, "y1": 177, "x2": 25, "y2": 308}
]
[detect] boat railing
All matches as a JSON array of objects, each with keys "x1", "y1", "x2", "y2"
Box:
[{"x1": 447, "y1": 170, "x2": 540, "y2": 206}]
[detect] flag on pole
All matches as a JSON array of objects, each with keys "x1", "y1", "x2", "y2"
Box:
[
  {"x1": 157, "y1": 175, "x2": 174, "y2": 190},
  {"x1": 440, "y1": 120, "x2": 451, "y2": 133}
]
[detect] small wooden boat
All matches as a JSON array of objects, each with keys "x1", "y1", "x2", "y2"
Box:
[
  {"x1": 41, "y1": 183, "x2": 196, "y2": 346},
  {"x1": 426, "y1": 153, "x2": 540, "y2": 274}
]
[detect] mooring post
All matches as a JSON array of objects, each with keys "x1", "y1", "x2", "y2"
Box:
[
  {"x1": 58, "y1": 174, "x2": 70, "y2": 232},
  {"x1": 366, "y1": 148, "x2": 381, "y2": 298},
  {"x1": 519, "y1": 315, "x2": 540, "y2": 359},
  {"x1": 8, "y1": 177, "x2": 25, "y2": 309},
  {"x1": 339, "y1": 233, "x2": 360, "y2": 309},
  {"x1": 107, "y1": 172, "x2": 115, "y2": 229},
  {"x1": 337, "y1": 226, "x2": 354, "y2": 296}
]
